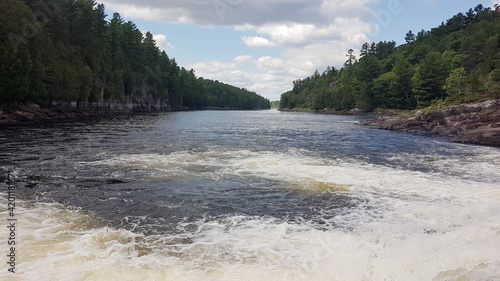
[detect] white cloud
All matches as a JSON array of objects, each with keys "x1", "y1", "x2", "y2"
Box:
[
  {"x1": 255, "y1": 23, "x2": 320, "y2": 46},
  {"x1": 256, "y1": 56, "x2": 284, "y2": 70},
  {"x1": 106, "y1": 3, "x2": 195, "y2": 24},
  {"x1": 238, "y1": 16, "x2": 372, "y2": 77},
  {"x1": 233, "y1": 55, "x2": 253, "y2": 64},
  {"x1": 185, "y1": 59, "x2": 298, "y2": 101},
  {"x1": 242, "y1": 36, "x2": 276, "y2": 47},
  {"x1": 242, "y1": 16, "x2": 373, "y2": 47},
  {"x1": 187, "y1": 61, "x2": 237, "y2": 74},
  {"x1": 152, "y1": 34, "x2": 174, "y2": 51}
]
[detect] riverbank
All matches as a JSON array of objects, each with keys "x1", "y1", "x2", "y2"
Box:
[
  {"x1": 358, "y1": 100, "x2": 500, "y2": 147},
  {"x1": 0, "y1": 103, "x2": 271, "y2": 126},
  {"x1": 0, "y1": 102, "x2": 190, "y2": 126}
]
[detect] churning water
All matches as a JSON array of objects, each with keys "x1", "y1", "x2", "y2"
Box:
[{"x1": 1, "y1": 110, "x2": 499, "y2": 280}]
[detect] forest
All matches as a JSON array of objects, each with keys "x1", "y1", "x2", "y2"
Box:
[
  {"x1": 280, "y1": 4, "x2": 500, "y2": 111},
  {"x1": 0, "y1": 0, "x2": 270, "y2": 110}
]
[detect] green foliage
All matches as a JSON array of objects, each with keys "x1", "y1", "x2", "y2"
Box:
[
  {"x1": 373, "y1": 72, "x2": 399, "y2": 109},
  {"x1": 443, "y1": 67, "x2": 467, "y2": 99},
  {"x1": 0, "y1": 0, "x2": 269, "y2": 110},
  {"x1": 391, "y1": 55, "x2": 416, "y2": 108},
  {"x1": 412, "y1": 52, "x2": 448, "y2": 107},
  {"x1": 280, "y1": 4, "x2": 500, "y2": 111},
  {"x1": 0, "y1": 0, "x2": 36, "y2": 102},
  {"x1": 405, "y1": 30, "x2": 416, "y2": 43}
]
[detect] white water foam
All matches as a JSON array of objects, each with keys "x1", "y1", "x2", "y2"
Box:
[
  {"x1": 3, "y1": 148, "x2": 500, "y2": 280},
  {"x1": 99, "y1": 148, "x2": 500, "y2": 202}
]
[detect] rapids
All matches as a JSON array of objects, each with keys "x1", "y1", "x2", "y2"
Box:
[{"x1": 1, "y1": 110, "x2": 499, "y2": 280}]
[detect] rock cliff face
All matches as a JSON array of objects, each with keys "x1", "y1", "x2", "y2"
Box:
[{"x1": 358, "y1": 100, "x2": 500, "y2": 147}]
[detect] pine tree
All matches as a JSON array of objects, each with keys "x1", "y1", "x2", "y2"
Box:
[{"x1": 412, "y1": 52, "x2": 447, "y2": 107}]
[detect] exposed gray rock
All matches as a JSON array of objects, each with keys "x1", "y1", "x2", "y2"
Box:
[{"x1": 358, "y1": 100, "x2": 500, "y2": 147}]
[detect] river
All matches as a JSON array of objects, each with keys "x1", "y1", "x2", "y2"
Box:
[{"x1": 1, "y1": 109, "x2": 499, "y2": 280}]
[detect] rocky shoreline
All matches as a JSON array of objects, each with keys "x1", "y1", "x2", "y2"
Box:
[
  {"x1": 0, "y1": 102, "x2": 186, "y2": 126},
  {"x1": 358, "y1": 100, "x2": 500, "y2": 147},
  {"x1": 0, "y1": 102, "x2": 268, "y2": 126}
]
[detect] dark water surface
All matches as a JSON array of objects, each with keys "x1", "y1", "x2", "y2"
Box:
[{"x1": 1, "y1": 110, "x2": 499, "y2": 280}]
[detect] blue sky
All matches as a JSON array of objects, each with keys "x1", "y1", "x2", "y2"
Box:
[{"x1": 100, "y1": 0, "x2": 496, "y2": 101}]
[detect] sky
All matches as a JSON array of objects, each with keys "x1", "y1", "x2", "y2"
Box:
[{"x1": 99, "y1": 0, "x2": 497, "y2": 101}]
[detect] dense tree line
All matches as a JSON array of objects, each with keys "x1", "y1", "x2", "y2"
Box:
[
  {"x1": 0, "y1": 0, "x2": 270, "y2": 109},
  {"x1": 281, "y1": 4, "x2": 500, "y2": 110}
]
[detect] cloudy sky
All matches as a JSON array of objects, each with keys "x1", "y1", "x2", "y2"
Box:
[{"x1": 99, "y1": 0, "x2": 495, "y2": 101}]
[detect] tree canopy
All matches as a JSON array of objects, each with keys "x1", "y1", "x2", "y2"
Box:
[
  {"x1": 0, "y1": 0, "x2": 270, "y2": 110},
  {"x1": 280, "y1": 4, "x2": 500, "y2": 111}
]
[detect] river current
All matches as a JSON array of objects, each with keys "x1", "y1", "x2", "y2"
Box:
[{"x1": 1, "y1": 109, "x2": 500, "y2": 280}]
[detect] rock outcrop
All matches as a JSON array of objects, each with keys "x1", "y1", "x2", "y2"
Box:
[{"x1": 358, "y1": 100, "x2": 500, "y2": 147}]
